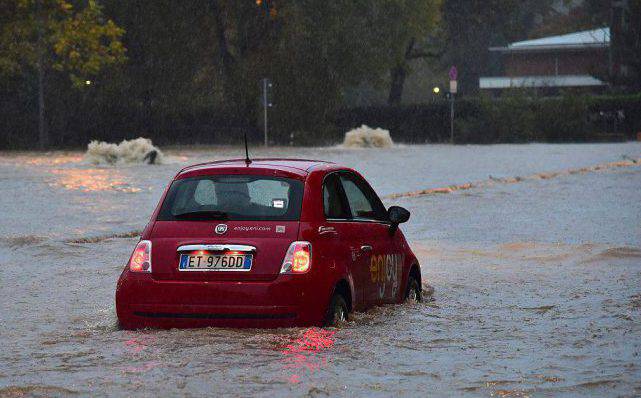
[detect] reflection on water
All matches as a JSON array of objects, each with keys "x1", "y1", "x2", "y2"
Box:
[
  {"x1": 0, "y1": 153, "x2": 83, "y2": 167},
  {"x1": 25, "y1": 154, "x2": 84, "y2": 166},
  {"x1": 281, "y1": 328, "x2": 336, "y2": 384},
  {"x1": 49, "y1": 168, "x2": 142, "y2": 193},
  {"x1": 123, "y1": 333, "x2": 157, "y2": 354}
]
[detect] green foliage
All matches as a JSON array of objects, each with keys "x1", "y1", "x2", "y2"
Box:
[
  {"x1": 100, "y1": 1, "x2": 220, "y2": 111},
  {"x1": 270, "y1": 0, "x2": 388, "y2": 138},
  {"x1": 0, "y1": 0, "x2": 126, "y2": 84},
  {"x1": 617, "y1": 0, "x2": 641, "y2": 92},
  {"x1": 52, "y1": 1, "x2": 125, "y2": 86},
  {"x1": 477, "y1": 90, "x2": 537, "y2": 142},
  {"x1": 4, "y1": 0, "x2": 636, "y2": 149},
  {"x1": 372, "y1": 0, "x2": 441, "y2": 65},
  {"x1": 440, "y1": 0, "x2": 555, "y2": 94},
  {"x1": 1, "y1": 0, "x2": 443, "y2": 147},
  {"x1": 336, "y1": 94, "x2": 641, "y2": 144},
  {"x1": 532, "y1": 95, "x2": 590, "y2": 142},
  {"x1": 207, "y1": 0, "x2": 442, "y2": 139}
]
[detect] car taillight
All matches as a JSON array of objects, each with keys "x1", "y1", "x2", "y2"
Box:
[
  {"x1": 280, "y1": 241, "x2": 311, "y2": 274},
  {"x1": 129, "y1": 240, "x2": 152, "y2": 272}
]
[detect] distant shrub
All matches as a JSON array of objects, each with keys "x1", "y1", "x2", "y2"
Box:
[
  {"x1": 335, "y1": 93, "x2": 640, "y2": 144},
  {"x1": 532, "y1": 95, "x2": 591, "y2": 142},
  {"x1": 2, "y1": 88, "x2": 639, "y2": 149},
  {"x1": 481, "y1": 90, "x2": 537, "y2": 142}
]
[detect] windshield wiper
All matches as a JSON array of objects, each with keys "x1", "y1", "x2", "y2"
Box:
[{"x1": 173, "y1": 210, "x2": 228, "y2": 220}]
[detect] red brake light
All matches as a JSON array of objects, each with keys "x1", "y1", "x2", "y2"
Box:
[
  {"x1": 280, "y1": 241, "x2": 311, "y2": 274},
  {"x1": 129, "y1": 240, "x2": 152, "y2": 272}
]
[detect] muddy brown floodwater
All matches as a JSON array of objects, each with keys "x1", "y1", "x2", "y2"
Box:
[{"x1": 1, "y1": 143, "x2": 640, "y2": 397}]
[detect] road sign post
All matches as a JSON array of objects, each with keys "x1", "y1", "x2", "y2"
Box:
[
  {"x1": 448, "y1": 66, "x2": 458, "y2": 144},
  {"x1": 449, "y1": 94, "x2": 455, "y2": 144}
]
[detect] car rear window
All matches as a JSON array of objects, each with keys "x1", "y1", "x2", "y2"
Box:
[{"x1": 157, "y1": 175, "x2": 304, "y2": 221}]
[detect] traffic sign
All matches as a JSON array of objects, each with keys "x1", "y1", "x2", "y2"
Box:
[
  {"x1": 449, "y1": 80, "x2": 458, "y2": 94},
  {"x1": 449, "y1": 66, "x2": 458, "y2": 81}
]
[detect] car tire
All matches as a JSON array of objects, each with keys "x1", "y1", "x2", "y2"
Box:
[
  {"x1": 405, "y1": 275, "x2": 422, "y2": 303},
  {"x1": 325, "y1": 293, "x2": 348, "y2": 327}
]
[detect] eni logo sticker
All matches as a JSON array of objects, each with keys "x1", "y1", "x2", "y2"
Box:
[
  {"x1": 370, "y1": 254, "x2": 403, "y2": 299},
  {"x1": 215, "y1": 224, "x2": 228, "y2": 235}
]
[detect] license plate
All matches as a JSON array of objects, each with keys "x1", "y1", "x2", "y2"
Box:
[{"x1": 179, "y1": 254, "x2": 252, "y2": 271}]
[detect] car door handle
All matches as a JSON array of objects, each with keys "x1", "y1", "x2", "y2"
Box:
[{"x1": 360, "y1": 245, "x2": 372, "y2": 252}]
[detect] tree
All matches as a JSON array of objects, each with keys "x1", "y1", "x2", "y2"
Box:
[
  {"x1": 207, "y1": 0, "x2": 278, "y2": 117},
  {"x1": 530, "y1": 1, "x2": 608, "y2": 38},
  {"x1": 251, "y1": 0, "x2": 442, "y2": 135},
  {"x1": 441, "y1": 0, "x2": 554, "y2": 95},
  {"x1": 196, "y1": 0, "x2": 425, "y2": 137},
  {"x1": 269, "y1": 0, "x2": 392, "y2": 137},
  {"x1": 0, "y1": 0, "x2": 125, "y2": 148},
  {"x1": 373, "y1": 0, "x2": 442, "y2": 106},
  {"x1": 615, "y1": 0, "x2": 641, "y2": 92},
  {"x1": 572, "y1": 0, "x2": 641, "y2": 92}
]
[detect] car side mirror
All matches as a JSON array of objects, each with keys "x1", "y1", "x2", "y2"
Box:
[{"x1": 388, "y1": 206, "x2": 410, "y2": 235}]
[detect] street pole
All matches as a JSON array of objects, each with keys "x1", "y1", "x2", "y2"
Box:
[
  {"x1": 450, "y1": 94, "x2": 455, "y2": 144},
  {"x1": 448, "y1": 66, "x2": 458, "y2": 145},
  {"x1": 262, "y1": 78, "x2": 268, "y2": 146}
]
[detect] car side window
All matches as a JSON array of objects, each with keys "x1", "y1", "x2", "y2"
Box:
[
  {"x1": 339, "y1": 174, "x2": 387, "y2": 221},
  {"x1": 323, "y1": 173, "x2": 350, "y2": 219}
]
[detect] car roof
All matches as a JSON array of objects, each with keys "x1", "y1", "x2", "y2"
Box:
[{"x1": 177, "y1": 158, "x2": 338, "y2": 179}]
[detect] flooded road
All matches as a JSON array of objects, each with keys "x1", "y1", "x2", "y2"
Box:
[{"x1": 1, "y1": 143, "x2": 640, "y2": 396}]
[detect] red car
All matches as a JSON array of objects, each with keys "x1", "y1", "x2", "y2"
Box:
[{"x1": 116, "y1": 158, "x2": 422, "y2": 329}]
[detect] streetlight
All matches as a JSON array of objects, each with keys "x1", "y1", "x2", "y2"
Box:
[{"x1": 432, "y1": 86, "x2": 440, "y2": 95}]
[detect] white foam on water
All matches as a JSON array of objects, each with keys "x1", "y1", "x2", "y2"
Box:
[
  {"x1": 342, "y1": 125, "x2": 394, "y2": 148},
  {"x1": 84, "y1": 137, "x2": 164, "y2": 165}
]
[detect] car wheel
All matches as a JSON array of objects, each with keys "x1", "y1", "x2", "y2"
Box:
[
  {"x1": 326, "y1": 293, "x2": 348, "y2": 327},
  {"x1": 405, "y1": 276, "x2": 422, "y2": 303}
]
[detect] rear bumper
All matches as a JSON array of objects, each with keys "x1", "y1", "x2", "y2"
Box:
[{"x1": 115, "y1": 270, "x2": 326, "y2": 329}]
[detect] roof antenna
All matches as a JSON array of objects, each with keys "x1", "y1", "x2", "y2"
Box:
[{"x1": 244, "y1": 131, "x2": 252, "y2": 165}]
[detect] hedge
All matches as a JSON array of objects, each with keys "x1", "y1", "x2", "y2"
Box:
[
  {"x1": 335, "y1": 93, "x2": 641, "y2": 144},
  {"x1": 1, "y1": 91, "x2": 640, "y2": 149}
]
